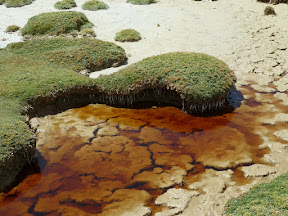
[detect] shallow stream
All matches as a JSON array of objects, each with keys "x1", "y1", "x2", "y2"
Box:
[{"x1": 0, "y1": 85, "x2": 287, "y2": 215}]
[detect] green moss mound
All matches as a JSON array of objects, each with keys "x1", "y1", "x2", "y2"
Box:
[
  {"x1": 127, "y1": 0, "x2": 155, "y2": 5},
  {"x1": 21, "y1": 11, "x2": 93, "y2": 36},
  {"x1": 225, "y1": 173, "x2": 288, "y2": 215},
  {"x1": 5, "y1": 25, "x2": 20, "y2": 33},
  {"x1": 82, "y1": 0, "x2": 108, "y2": 11},
  {"x1": 0, "y1": 37, "x2": 126, "y2": 191},
  {"x1": 115, "y1": 29, "x2": 141, "y2": 42},
  {"x1": 264, "y1": 6, "x2": 276, "y2": 15},
  {"x1": 4, "y1": 0, "x2": 34, "y2": 7},
  {"x1": 95, "y1": 52, "x2": 236, "y2": 112},
  {"x1": 81, "y1": 28, "x2": 96, "y2": 37},
  {"x1": 54, "y1": 0, "x2": 76, "y2": 10}
]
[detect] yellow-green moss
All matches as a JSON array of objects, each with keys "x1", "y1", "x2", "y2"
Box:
[
  {"x1": 5, "y1": 25, "x2": 20, "y2": 33},
  {"x1": 21, "y1": 11, "x2": 93, "y2": 36},
  {"x1": 225, "y1": 173, "x2": 288, "y2": 215},
  {"x1": 54, "y1": 0, "x2": 76, "y2": 10},
  {"x1": 115, "y1": 29, "x2": 141, "y2": 42},
  {"x1": 82, "y1": 0, "x2": 108, "y2": 11},
  {"x1": 127, "y1": 0, "x2": 155, "y2": 5},
  {"x1": 4, "y1": 0, "x2": 34, "y2": 7},
  {"x1": 95, "y1": 52, "x2": 236, "y2": 112}
]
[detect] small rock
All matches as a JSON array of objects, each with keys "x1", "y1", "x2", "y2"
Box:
[
  {"x1": 155, "y1": 188, "x2": 200, "y2": 216},
  {"x1": 264, "y1": 6, "x2": 276, "y2": 16},
  {"x1": 79, "y1": 69, "x2": 90, "y2": 76},
  {"x1": 274, "y1": 92, "x2": 288, "y2": 105},
  {"x1": 241, "y1": 164, "x2": 277, "y2": 178},
  {"x1": 250, "y1": 84, "x2": 275, "y2": 92},
  {"x1": 97, "y1": 126, "x2": 119, "y2": 136},
  {"x1": 274, "y1": 129, "x2": 288, "y2": 142},
  {"x1": 263, "y1": 113, "x2": 288, "y2": 125},
  {"x1": 274, "y1": 75, "x2": 288, "y2": 92}
]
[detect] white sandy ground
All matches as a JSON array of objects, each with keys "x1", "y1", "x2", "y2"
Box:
[{"x1": 1, "y1": 0, "x2": 288, "y2": 215}]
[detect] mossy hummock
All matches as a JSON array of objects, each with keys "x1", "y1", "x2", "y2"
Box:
[
  {"x1": 2, "y1": 0, "x2": 34, "y2": 7},
  {"x1": 21, "y1": 11, "x2": 93, "y2": 36},
  {"x1": 54, "y1": 0, "x2": 77, "y2": 10},
  {"x1": 127, "y1": 0, "x2": 155, "y2": 5},
  {"x1": 115, "y1": 29, "x2": 141, "y2": 42},
  {"x1": 95, "y1": 52, "x2": 236, "y2": 113},
  {"x1": 5, "y1": 25, "x2": 20, "y2": 33},
  {"x1": 82, "y1": 0, "x2": 108, "y2": 11}
]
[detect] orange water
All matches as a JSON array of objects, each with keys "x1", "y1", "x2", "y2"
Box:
[{"x1": 0, "y1": 86, "x2": 286, "y2": 215}]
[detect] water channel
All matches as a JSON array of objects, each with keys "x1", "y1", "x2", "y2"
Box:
[{"x1": 0, "y1": 85, "x2": 287, "y2": 215}]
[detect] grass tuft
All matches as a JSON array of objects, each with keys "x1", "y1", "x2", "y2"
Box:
[
  {"x1": 115, "y1": 29, "x2": 141, "y2": 42},
  {"x1": 54, "y1": 0, "x2": 76, "y2": 10},
  {"x1": 5, "y1": 25, "x2": 20, "y2": 33},
  {"x1": 127, "y1": 0, "x2": 155, "y2": 5},
  {"x1": 21, "y1": 11, "x2": 93, "y2": 36},
  {"x1": 82, "y1": 0, "x2": 108, "y2": 11},
  {"x1": 225, "y1": 173, "x2": 288, "y2": 216}
]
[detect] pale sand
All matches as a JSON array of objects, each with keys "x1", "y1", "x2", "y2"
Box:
[{"x1": 1, "y1": 0, "x2": 288, "y2": 215}]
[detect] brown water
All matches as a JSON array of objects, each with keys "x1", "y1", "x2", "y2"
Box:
[{"x1": 0, "y1": 86, "x2": 286, "y2": 216}]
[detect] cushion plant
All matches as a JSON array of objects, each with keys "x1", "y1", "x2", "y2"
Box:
[
  {"x1": 95, "y1": 52, "x2": 236, "y2": 113},
  {"x1": 21, "y1": 11, "x2": 93, "y2": 36},
  {"x1": 127, "y1": 0, "x2": 155, "y2": 5},
  {"x1": 4, "y1": 0, "x2": 34, "y2": 7},
  {"x1": 82, "y1": 0, "x2": 108, "y2": 11},
  {"x1": 114, "y1": 29, "x2": 141, "y2": 42},
  {"x1": 54, "y1": 0, "x2": 77, "y2": 10},
  {"x1": 5, "y1": 25, "x2": 20, "y2": 33}
]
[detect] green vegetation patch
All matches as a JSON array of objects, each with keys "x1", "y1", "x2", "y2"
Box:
[
  {"x1": 225, "y1": 173, "x2": 288, "y2": 216},
  {"x1": 0, "y1": 0, "x2": 5, "y2": 5},
  {"x1": 115, "y1": 29, "x2": 141, "y2": 42},
  {"x1": 0, "y1": 37, "x2": 126, "y2": 190},
  {"x1": 5, "y1": 25, "x2": 20, "y2": 33},
  {"x1": 127, "y1": 0, "x2": 155, "y2": 5},
  {"x1": 82, "y1": 0, "x2": 108, "y2": 11},
  {"x1": 264, "y1": 6, "x2": 276, "y2": 15},
  {"x1": 95, "y1": 52, "x2": 235, "y2": 106},
  {"x1": 21, "y1": 11, "x2": 93, "y2": 36},
  {"x1": 81, "y1": 28, "x2": 96, "y2": 37},
  {"x1": 54, "y1": 0, "x2": 76, "y2": 10},
  {"x1": 4, "y1": 0, "x2": 34, "y2": 7}
]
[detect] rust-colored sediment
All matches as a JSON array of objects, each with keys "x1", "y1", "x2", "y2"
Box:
[{"x1": 0, "y1": 86, "x2": 287, "y2": 215}]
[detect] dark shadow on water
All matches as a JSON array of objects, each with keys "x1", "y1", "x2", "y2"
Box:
[
  {"x1": 227, "y1": 86, "x2": 244, "y2": 110},
  {"x1": 28, "y1": 85, "x2": 244, "y2": 118},
  {"x1": 36, "y1": 149, "x2": 48, "y2": 172}
]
